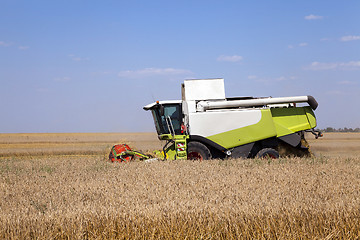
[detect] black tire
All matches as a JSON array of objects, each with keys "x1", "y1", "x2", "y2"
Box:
[
  {"x1": 187, "y1": 142, "x2": 212, "y2": 160},
  {"x1": 256, "y1": 148, "x2": 279, "y2": 159}
]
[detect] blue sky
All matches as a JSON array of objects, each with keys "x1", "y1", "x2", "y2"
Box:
[{"x1": 1, "y1": 0, "x2": 359, "y2": 133}]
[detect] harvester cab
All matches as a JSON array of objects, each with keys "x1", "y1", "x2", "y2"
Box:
[
  {"x1": 143, "y1": 100, "x2": 188, "y2": 160},
  {"x1": 147, "y1": 101, "x2": 184, "y2": 137},
  {"x1": 110, "y1": 78, "x2": 322, "y2": 162}
]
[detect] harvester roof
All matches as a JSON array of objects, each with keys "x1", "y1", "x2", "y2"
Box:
[{"x1": 143, "y1": 100, "x2": 182, "y2": 110}]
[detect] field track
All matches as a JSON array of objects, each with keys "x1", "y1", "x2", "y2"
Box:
[{"x1": 0, "y1": 132, "x2": 359, "y2": 239}]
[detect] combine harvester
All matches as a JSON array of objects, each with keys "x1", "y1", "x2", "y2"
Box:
[{"x1": 110, "y1": 79, "x2": 322, "y2": 162}]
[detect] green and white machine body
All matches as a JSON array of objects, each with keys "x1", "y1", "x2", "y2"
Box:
[{"x1": 144, "y1": 79, "x2": 321, "y2": 160}]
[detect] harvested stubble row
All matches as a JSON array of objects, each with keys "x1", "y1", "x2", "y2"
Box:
[{"x1": 1, "y1": 155, "x2": 360, "y2": 239}]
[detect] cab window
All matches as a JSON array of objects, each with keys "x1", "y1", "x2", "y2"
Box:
[{"x1": 151, "y1": 104, "x2": 182, "y2": 135}]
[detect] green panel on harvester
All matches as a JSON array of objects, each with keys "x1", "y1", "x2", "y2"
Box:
[
  {"x1": 206, "y1": 109, "x2": 277, "y2": 149},
  {"x1": 271, "y1": 107, "x2": 312, "y2": 137}
]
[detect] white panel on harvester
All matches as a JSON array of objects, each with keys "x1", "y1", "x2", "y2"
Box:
[{"x1": 182, "y1": 78, "x2": 225, "y2": 101}]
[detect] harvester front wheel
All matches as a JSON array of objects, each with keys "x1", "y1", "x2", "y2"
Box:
[
  {"x1": 187, "y1": 142, "x2": 211, "y2": 161},
  {"x1": 256, "y1": 148, "x2": 279, "y2": 159}
]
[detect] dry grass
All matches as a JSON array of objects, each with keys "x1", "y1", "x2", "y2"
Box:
[{"x1": 0, "y1": 133, "x2": 360, "y2": 239}]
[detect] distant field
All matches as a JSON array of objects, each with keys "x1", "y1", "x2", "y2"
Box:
[
  {"x1": 308, "y1": 132, "x2": 360, "y2": 157},
  {"x1": 0, "y1": 132, "x2": 359, "y2": 239},
  {"x1": 1, "y1": 132, "x2": 359, "y2": 157},
  {"x1": 0, "y1": 132, "x2": 162, "y2": 157}
]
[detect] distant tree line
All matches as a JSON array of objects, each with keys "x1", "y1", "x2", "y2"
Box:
[{"x1": 318, "y1": 127, "x2": 360, "y2": 132}]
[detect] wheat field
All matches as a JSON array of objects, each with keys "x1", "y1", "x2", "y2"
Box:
[{"x1": 0, "y1": 132, "x2": 360, "y2": 239}]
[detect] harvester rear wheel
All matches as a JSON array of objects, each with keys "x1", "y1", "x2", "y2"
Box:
[
  {"x1": 187, "y1": 142, "x2": 211, "y2": 161},
  {"x1": 256, "y1": 148, "x2": 279, "y2": 159}
]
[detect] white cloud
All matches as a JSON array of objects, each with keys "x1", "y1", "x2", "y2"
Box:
[
  {"x1": 304, "y1": 14, "x2": 323, "y2": 20},
  {"x1": 18, "y1": 46, "x2": 29, "y2": 50},
  {"x1": 306, "y1": 61, "x2": 360, "y2": 70},
  {"x1": 118, "y1": 67, "x2": 193, "y2": 78},
  {"x1": 0, "y1": 41, "x2": 11, "y2": 47},
  {"x1": 247, "y1": 75, "x2": 257, "y2": 80},
  {"x1": 340, "y1": 35, "x2": 360, "y2": 42},
  {"x1": 0, "y1": 41, "x2": 29, "y2": 49},
  {"x1": 217, "y1": 55, "x2": 243, "y2": 62},
  {"x1": 68, "y1": 54, "x2": 90, "y2": 61},
  {"x1": 275, "y1": 76, "x2": 287, "y2": 81},
  {"x1": 338, "y1": 80, "x2": 357, "y2": 85},
  {"x1": 307, "y1": 62, "x2": 337, "y2": 70},
  {"x1": 288, "y1": 43, "x2": 308, "y2": 49}
]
